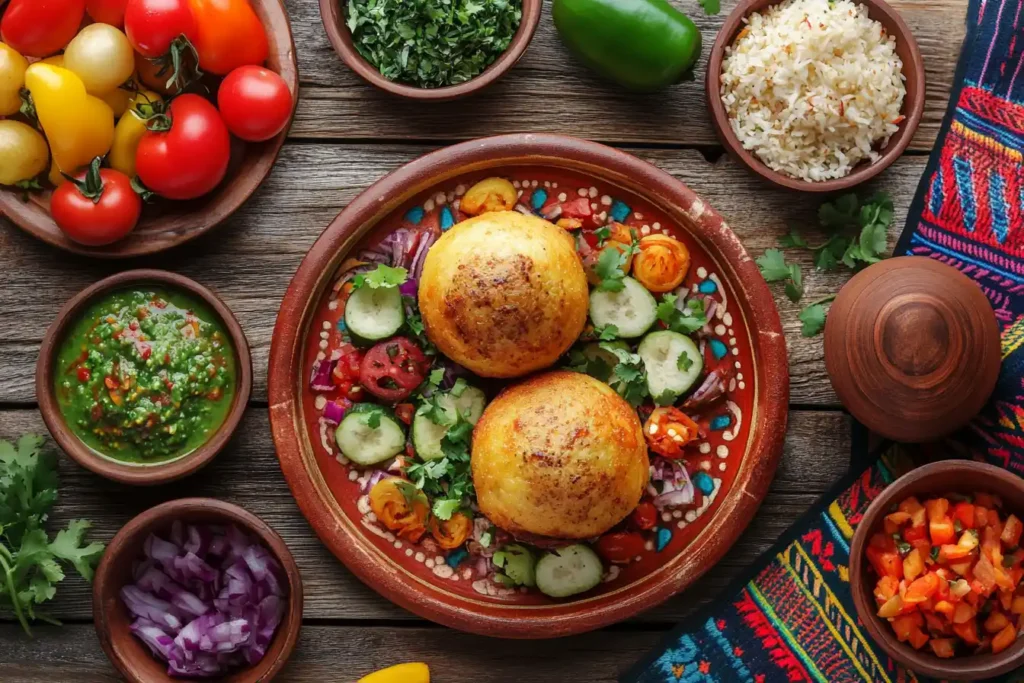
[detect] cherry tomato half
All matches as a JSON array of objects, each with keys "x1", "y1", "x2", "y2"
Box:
[
  {"x1": 595, "y1": 532, "x2": 646, "y2": 565},
  {"x1": 51, "y1": 158, "x2": 141, "y2": 246},
  {"x1": 359, "y1": 337, "x2": 429, "y2": 403},
  {"x1": 217, "y1": 66, "x2": 293, "y2": 142},
  {"x1": 630, "y1": 502, "x2": 658, "y2": 531},
  {"x1": 1, "y1": 0, "x2": 86, "y2": 58}
]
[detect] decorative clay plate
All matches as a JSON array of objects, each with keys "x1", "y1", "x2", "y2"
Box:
[{"x1": 268, "y1": 134, "x2": 789, "y2": 638}]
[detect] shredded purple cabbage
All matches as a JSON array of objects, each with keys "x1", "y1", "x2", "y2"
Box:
[{"x1": 121, "y1": 524, "x2": 288, "y2": 678}]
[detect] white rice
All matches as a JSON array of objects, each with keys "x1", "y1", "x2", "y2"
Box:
[{"x1": 720, "y1": 0, "x2": 906, "y2": 182}]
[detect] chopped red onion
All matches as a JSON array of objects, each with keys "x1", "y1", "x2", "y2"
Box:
[
  {"x1": 409, "y1": 231, "x2": 437, "y2": 280},
  {"x1": 309, "y1": 358, "x2": 337, "y2": 392},
  {"x1": 682, "y1": 370, "x2": 728, "y2": 411},
  {"x1": 322, "y1": 400, "x2": 347, "y2": 425},
  {"x1": 361, "y1": 470, "x2": 393, "y2": 493},
  {"x1": 399, "y1": 278, "x2": 419, "y2": 298},
  {"x1": 648, "y1": 457, "x2": 695, "y2": 510}
]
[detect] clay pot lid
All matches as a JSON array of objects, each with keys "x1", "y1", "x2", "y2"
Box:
[{"x1": 824, "y1": 256, "x2": 1000, "y2": 442}]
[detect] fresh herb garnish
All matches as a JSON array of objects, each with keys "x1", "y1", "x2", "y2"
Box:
[
  {"x1": 346, "y1": 0, "x2": 523, "y2": 89},
  {"x1": 479, "y1": 527, "x2": 494, "y2": 548},
  {"x1": 930, "y1": 546, "x2": 940, "y2": 563},
  {"x1": 656, "y1": 294, "x2": 706, "y2": 334},
  {"x1": 365, "y1": 408, "x2": 384, "y2": 429},
  {"x1": 352, "y1": 264, "x2": 408, "y2": 290},
  {"x1": 678, "y1": 351, "x2": 693, "y2": 372},
  {"x1": 697, "y1": 0, "x2": 721, "y2": 14},
  {"x1": 594, "y1": 233, "x2": 640, "y2": 292},
  {"x1": 564, "y1": 347, "x2": 614, "y2": 383},
  {"x1": 594, "y1": 225, "x2": 611, "y2": 245},
  {"x1": 0, "y1": 435, "x2": 105, "y2": 636},
  {"x1": 450, "y1": 377, "x2": 468, "y2": 398},
  {"x1": 416, "y1": 393, "x2": 451, "y2": 426},
  {"x1": 598, "y1": 342, "x2": 649, "y2": 406},
  {"x1": 405, "y1": 414, "x2": 475, "y2": 521},
  {"x1": 595, "y1": 324, "x2": 619, "y2": 341}
]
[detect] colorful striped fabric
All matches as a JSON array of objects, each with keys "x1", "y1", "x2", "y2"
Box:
[{"x1": 626, "y1": 1, "x2": 1024, "y2": 680}]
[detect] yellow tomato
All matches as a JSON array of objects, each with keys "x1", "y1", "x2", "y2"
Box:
[
  {"x1": 461, "y1": 176, "x2": 517, "y2": 215},
  {"x1": 109, "y1": 89, "x2": 162, "y2": 178},
  {"x1": 41, "y1": 55, "x2": 65, "y2": 67},
  {"x1": 0, "y1": 43, "x2": 29, "y2": 116},
  {"x1": 358, "y1": 663, "x2": 430, "y2": 683},
  {"x1": 633, "y1": 234, "x2": 690, "y2": 293},
  {"x1": 0, "y1": 120, "x2": 50, "y2": 186},
  {"x1": 100, "y1": 87, "x2": 134, "y2": 118},
  {"x1": 63, "y1": 24, "x2": 135, "y2": 95}
]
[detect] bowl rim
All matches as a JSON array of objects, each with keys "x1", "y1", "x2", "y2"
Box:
[
  {"x1": 267, "y1": 132, "x2": 790, "y2": 638},
  {"x1": 849, "y1": 460, "x2": 1024, "y2": 680},
  {"x1": 317, "y1": 0, "x2": 542, "y2": 101},
  {"x1": 705, "y1": 0, "x2": 926, "y2": 192},
  {"x1": 92, "y1": 497, "x2": 303, "y2": 683},
  {"x1": 0, "y1": 0, "x2": 299, "y2": 258},
  {"x1": 35, "y1": 269, "x2": 253, "y2": 486}
]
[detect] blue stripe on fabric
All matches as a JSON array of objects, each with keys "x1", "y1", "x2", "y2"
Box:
[
  {"x1": 989, "y1": 171, "x2": 1010, "y2": 244},
  {"x1": 820, "y1": 511, "x2": 851, "y2": 555},
  {"x1": 954, "y1": 156, "x2": 979, "y2": 233},
  {"x1": 703, "y1": 618, "x2": 755, "y2": 683},
  {"x1": 911, "y1": 232, "x2": 1024, "y2": 283},
  {"x1": 929, "y1": 168, "x2": 945, "y2": 216},
  {"x1": 957, "y1": 109, "x2": 1024, "y2": 151}
]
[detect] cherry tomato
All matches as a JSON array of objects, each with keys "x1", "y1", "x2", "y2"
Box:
[
  {"x1": 359, "y1": 338, "x2": 429, "y2": 403},
  {"x1": 595, "y1": 532, "x2": 646, "y2": 565},
  {"x1": 332, "y1": 344, "x2": 363, "y2": 383},
  {"x1": 124, "y1": 0, "x2": 197, "y2": 58},
  {"x1": 87, "y1": 0, "x2": 130, "y2": 26},
  {"x1": 76, "y1": 367, "x2": 92, "y2": 383},
  {"x1": 1, "y1": 0, "x2": 87, "y2": 58},
  {"x1": 630, "y1": 502, "x2": 658, "y2": 531},
  {"x1": 136, "y1": 94, "x2": 230, "y2": 200},
  {"x1": 51, "y1": 158, "x2": 141, "y2": 246},
  {"x1": 395, "y1": 403, "x2": 415, "y2": 425},
  {"x1": 217, "y1": 66, "x2": 293, "y2": 142},
  {"x1": 643, "y1": 407, "x2": 700, "y2": 459},
  {"x1": 186, "y1": 0, "x2": 268, "y2": 75}
]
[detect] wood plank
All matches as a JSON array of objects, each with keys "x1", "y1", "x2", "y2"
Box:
[
  {"x1": 0, "y1": 623, "x2": 659, "y2": 682},
  {"x1": 0, "y1": 145, "x2": 929, "y2": 407},
  {"x1": 283, "y1": 0, "x2": 965, "y2": 150},
  {"x1": 0, "y1": 406, "x2": 850, "y2": 624}
]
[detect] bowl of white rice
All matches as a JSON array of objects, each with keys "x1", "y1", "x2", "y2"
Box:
[{"x1": 706, "y1": 0, "x2": 924, "y2": 192}]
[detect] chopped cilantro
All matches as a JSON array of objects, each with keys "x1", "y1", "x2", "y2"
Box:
[
  {"x1": 594, "y1": 225, "x2": 611, "y2": 245},
  {"x1": 352, "y1": 264, "x2": 407, "y2": 290},
  {"x1": 595, "y1": 324, "x2": 619, "y2": 341},
  {"x1": 656, "y1": 294, "x2": 706, "y2": 334},
  {"x1": 599, "y1": 342, "x2": 649, "y2": 406},
  {"x1": 677, "y1": 351, "x2": 693, "y2": 372},
  {"x1": 365, "y1": 408, "x2": 384, "y2": 429},
  {"x1": 594, "y1": 234, "x2": 640, "y2": 292},
  {"x1": 450, "y1": 377, "x2": 468, "y2": 398}
]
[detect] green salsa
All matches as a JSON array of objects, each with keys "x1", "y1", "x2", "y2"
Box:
[{"x1": 55, "y1": 288, "x2": 237, "y2": 464}]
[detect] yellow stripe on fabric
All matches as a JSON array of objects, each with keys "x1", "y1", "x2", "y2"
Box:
[
  {"x1": 1001, "y1": 316, "x2": 1024, "y2": 359},
  {"x1": 791, "y1": 542, "x2": 892, "y2": 683},
  {"x1": 748, "y1": 581, "x2": 829, "y2": 683},
  {"x1": 952, "y1": 121, "x2": 1024, "y2": 162},
  {"x1": 828, "y1": 501, "x2": 855, "y2": 540}
]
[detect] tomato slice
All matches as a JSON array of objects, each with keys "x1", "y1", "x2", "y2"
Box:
[{"x1": 359, "y1": 337, "x2": 429, "y2": 402}]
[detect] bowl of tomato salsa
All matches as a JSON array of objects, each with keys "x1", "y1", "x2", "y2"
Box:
[
  {"x1": 850, "y1": 461, "x2": 1024, "y2": 680},
  {"x1": 36, "y1": 270, "x2": 252, "y2": 485}
]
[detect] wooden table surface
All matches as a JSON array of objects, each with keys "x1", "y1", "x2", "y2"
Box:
[{"x1": 0, "y1": 0, "x2": 968, "y2": 680}]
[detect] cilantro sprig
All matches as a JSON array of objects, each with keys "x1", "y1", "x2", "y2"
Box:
[
  {"x1": 352, "y1": 264, "x2": 407, "y2": 290},
  {"x1": 0, "y1": 435, "x2": 105, "y2": 636},
  {"x1": 656, "y1": 295, "x2": 707, "y2": 334},
  {"x1": 756, "y1": 192, "x2": 894, "y2": 337},
  {"x1": 593, "y1": 232, "x2": 640, "y2": 292}
]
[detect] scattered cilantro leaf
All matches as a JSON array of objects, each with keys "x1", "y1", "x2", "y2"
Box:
[
  {"x1": 594, "y1": 247, "x2": 627, "y2": 292},
  {"x1": 432, "y1": 498, "x2": 462, "y2": 521},
  {"x1": 698, "y1": 0, "x2": 721, "y2": 14},
  {"x1": 656, "y1": 294, "x2": 706, "y2": 335},
  {"x1": 599, "y1": 342, "x2": 649, "y2": 406},
  {"x1": 784, "y1": 264, "x2": 804, "y2": 303},
  {"x1": 365, "y1": 408, "x2": 383, "y2": 430},
  {"x1": 405, "y1": 411, "x2": 476, "y2": 523},
  {"x1": 596, "y1": 324, "x2": 619, "y2": 341},
  {"x1": 594, "y1": 225, "x2": 611, "y2": 245},
  {"x1": 352, "y1": 264, "x2": 407, "y2": 290},
  {"x1": 677, "y1": 351, "x2": 693, "y2": 372},
  {"x1": 479, "y1": 528, "x2": 494, "y2": 548},
  {"x1": 798, "y1": 298, "x2": 834, "y2": 337},
  {"x1": 756, "y1": 249, "x2": 792, "y2": 282},
  {"x1": 416, "y1": 393, "x2": 452, "y2": 426},
  {"x1": 778, "y1": 229, "x2": 808, "y2": 249}
]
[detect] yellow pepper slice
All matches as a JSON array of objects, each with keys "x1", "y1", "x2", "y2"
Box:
[
  {"x1": 358, "y1": 663, "x2": 430, "y2": 683},
  {"x1": 0, "y1": 43, "x2": 29, "y2": 116},
  {"x1": 24, "y1": 63, "x2": 114, "y2": 185},
  {"x1": 109, "y1": 89, "x2": 162, "y2": 178}
]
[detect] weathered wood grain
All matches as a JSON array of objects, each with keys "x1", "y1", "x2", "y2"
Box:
[
  {"x1": 283, "y1": 0, "x2": 966, "y2": 150},
  {"x1": 0, "y1": 407, "x2": 850, "y2": 624},
  {"x1": 0, "y1": 623, "x2": 656, "y2": 682},
  {"x1": 0, "y1": 146, "x2": 929, "y2": 407}
]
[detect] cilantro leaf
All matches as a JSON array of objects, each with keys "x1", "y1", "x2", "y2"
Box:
[
  {"x1": 596, "y1": 324, "x2": 619, "y2": 341},
  {"x1": 365, "y1": 409, "x2": 383, "y2": 430},
  {"x1": 784, "y1": 264, "x2": 804, "y2": 303},
  {"x1": 594, "y1": 225, "x2": 611, "y2": 245},
  {"x1": 678, "y1": 351, "x2": 694, "y2": 372},
  {"x1": 799, "y1": 303, "x2": 828, "y2": 337},
  {"x1": 698, "y1": 0, "x2": 721, "y2": 14},
  {"x1": 594, "y1": 247, "x2": 627, "y2": 292},
  {"x1": 450, "y1": 377, "x2": 468, "y2": 398},
  {"x1": 756, "y1": 249, "x2": 792, "y2": 282},
  {"x1": 599, "y1": 342, "x2": 649, "y2": 406},
  {"x1": 432, "y1": 498, "x2": 462, "y2": 521},
  {"x1": 656, "y1": 294, "x2": 707, "y2": 334},
  {"x1": 778, "y1": 229, "x2": 808, "y2": 249},
  {"x1": 352, "y1": 264, "x2": 407, "y2": 291},
  {"x1": 819, "y1": 194, "x2": 861, "y2": 231}
]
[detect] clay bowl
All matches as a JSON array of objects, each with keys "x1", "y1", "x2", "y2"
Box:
[
  {"x1": 268, "y1": 133, "x2": 789, "y2": 638},
  {"x1": 850, "y1": 461, "x2": 1024, "y2": 679},
  {"x1": 319, "y1": 0, "x2": 541, "y2": 101},
  {"x1": 824, "y1": 256, "x2": 1001, "y2": 443},
  {"x1": 706, "y1": 0, "x2": 925, "y2": 192},
  {"x1": 0, "y1": 0, "x2": 298, "y2": 257},
  {"x1": 93, "y1": 498, "x2": 303, "y2": 682},
  {"x1": 36, "y1": 270, "x2": 252, "y2": 485}
]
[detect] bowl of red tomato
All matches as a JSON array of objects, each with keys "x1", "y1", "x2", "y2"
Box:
[
  {"x1": 850, "y1": 460, "x2": 1024, "y2": 680},
  {"x1": 0, "y1": 0, "x2": 298, "y2": 257}
]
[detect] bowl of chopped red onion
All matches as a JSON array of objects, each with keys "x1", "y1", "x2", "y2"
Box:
[{"x1": 93, "y1": 498, "x2": 302, "y2": 682}]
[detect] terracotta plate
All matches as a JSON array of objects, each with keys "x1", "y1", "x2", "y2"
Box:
[
  {"x1": 268, "y1": 134, "x2": 789, "y2": 638},
  {"x1": 0, "y1": 0, "x2": 298, "y2": 258}
]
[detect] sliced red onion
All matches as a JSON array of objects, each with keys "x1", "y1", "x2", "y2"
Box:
[
  {"x1": 121, "y1": 585, "x2": 183, "y2": 632},
  {"x1": 322, "y1": 400, "x2": 347, "y2": 426},
  {"x1": 648, "y1": 457, "x2": 695, "y2": 510},
  {"x1": 173, "y1": 552, "x2": 219, "y2": 585},
  {"x1": 170, "y1": 521, "x2": 184, "y2": 547},
  {"x1": 541, "y1": 204, "x2": 563, "y2": 220},
  {"x1": 409, "y1": 231, "x2": 437, "y2": 280},
  {"x1": 309, "y1": 358, "x2": 337, "y2": 392},
  {"x1": 361, "y1": 470, "x2": 393, "y2": 493},
  {"x1": 337, "y1": 263, "x2": 375, "y2": 288},
  {"x1": 682, "y1": 370, "x2": 728, "y2": 410},
  {"x1": 131, "y1": 618, "x2": 178, "y2": 661},
  {"x1": 399, "y1": 278, "x2": 419, "y2": 298}
]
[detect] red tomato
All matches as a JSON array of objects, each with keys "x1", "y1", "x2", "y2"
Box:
[
  {"x1": 124, "y1": 0, "x2": 198, "y2": 58},
  {"x1": 87, "y1": 0, "x2": 130, "y2": 26},
  {"x1": 217, "y1": 66, "x2": 294, "y2": 142},
  {"x1": 395, "y1": 403, "x2": 415, "y2": 425},
  {"x1": 77, "y1": 367, "x2": 92, "y2": 383},
  {"x1": 630, "y1": 502, "x2": 658, "y2": 531},
  {"x1": 136, "y1": 94, "x2": 230, "y2": 200},
  {"x1": 51, "y1": 160, "x2": 141, "y2": 246},
  {"x1": 332, "y1": 349, "x2": 363, "y2": 383},
  {"x1": 187, "y1": 0, "x2": 268, "y2": 75},
  {"x1": 595, "y1": 532, "x2": 646, "y2": 564},
  {"x1": 1, "y1": 0, "x2": 86, "y2": 57},
  {"x1": 359, "y1": 338, "x2": 429, "y2": 403}
]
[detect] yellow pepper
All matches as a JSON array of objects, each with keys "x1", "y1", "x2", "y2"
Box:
[
  {"x1": 24, "y1": 63, "x2": 114, "y2": 186},
  {"x1": 0, "y1": 43, "x2": 29, "y2": 116},
  {"x1": 109, "y1": 89, "x2": 162, "y2": 178},
  {"x1": 38, "y1": 55, "x2": 131, "y2": 117},
  {"x1": 358, "y1": 663, "x2": 430, "y2": 683}
]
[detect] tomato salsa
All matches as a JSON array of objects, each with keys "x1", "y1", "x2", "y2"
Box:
[{"x1": 54, "y1": 288, "x2": 237, "y2": 463}]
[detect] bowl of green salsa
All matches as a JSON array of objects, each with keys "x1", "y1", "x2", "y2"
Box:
[{"x1": 37, "y1": 270, "x2": 252, "y2": 485}]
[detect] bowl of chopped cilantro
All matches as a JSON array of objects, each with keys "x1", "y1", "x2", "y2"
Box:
[{"x1": 320, "y1": 0, "x2": 542, "y2": 100}]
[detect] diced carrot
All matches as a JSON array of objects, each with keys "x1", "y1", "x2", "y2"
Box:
[
  {"x1": 976, "y1": 506, "x2": 990, "y2": 528},
  {"x1": 992, "y1": 623, "x2": 1017, "y2": 654},
  {"x1": 929, "y1": 637, "x2": 956, "y2": 658},
  {"x1": 953, "y1": 502, "x2": 976, "y2": 530},
  {"x1": 940, "y1": 544, "x2": 974, "y2": 563},
  {"x1": 926, "y1": 498, "x2": 951, "y2": 523},
  {"x1": 867, "y1": 546, "x2": 904, "y2": 580},
  {"x1": 953, "y1": 601, "x2": 976, "y2": 624},
  {"x1": 1002, "y1": 515, "x2": 1023, "y2": 548},
  {"x1": 974, "y1": 555, "x2": 999, "y2": 595},
  {"x1": 875, "y1": 576, "x2": 899, "y2": 604},
  {"x1": 878, "y1": 594, "x2": 904, "y2": 618},
  {"x1": 954, "y1": 619, "x2": 981, "y2": 646},
  {"x1": 931, "y1": 518, "x2": 956, "y2": 545},
  {"x1": 934, "y1": 600, "x2": 955, "y2": 617},
  {"x1": 908, "y1": 626, "x2": 930, "y2": 650},
  {"x1": 905, "y1": 574, "x2": 940, "y2": 603},
  {"x1": 887, "y1": 511, "x2": 913, "y2": 526},
  {"x1": 903, "y1": 524, "x2": 927, "y2": 542},
  {"x1": 985, "y1": 610, "x2": 1011, "y2": 633},
  {"x1": 1011, "y1": 595, "x2": 1024, "y2": 614},
  {"x1": 904, "y1": 549, "x2": 925, "y2": 582}
]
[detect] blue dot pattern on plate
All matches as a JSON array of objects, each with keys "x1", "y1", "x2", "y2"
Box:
[
  {"x1": 656, "y1": 527, "x2": 672, "y2": 552},
  {"x1": 405, "y1": 206, "x2": 425, "y2": 224},
  {"x1": 440, "y1": 206, "x2": 455, "y2": 231},
  {"x1": 709, "y1": 339, "x2": 728, "y2": 360},
  {"x1": 531, "y1": 189, "x2": 548, "y2": 211},
  {"x1": 694, "y1": 472, "x2": 715, "y2": 496},
  {"x1": 446, "y1": 548, "x2": 468, "y2": 568},
  {"x1": 336, "y1": 319, "x2": 347, "y2": 332},
  {"x1": 710, "y1": 415, "x2": 731, "y2": 431},
  {"x1": 698, "y1": 279, "x2": 718, "y2": 294},
  {"x1": 610, "y1": 200, "x2": 631, "y2": 223}
]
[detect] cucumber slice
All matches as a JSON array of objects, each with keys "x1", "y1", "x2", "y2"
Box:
[
  {"x1": 410, "y1": 385, "x2": 487, "y2": 460},
  {"x1": 535, "y1": 544, "x2": 604, "y2": 598},
  {"x1": 493, "y1": 544, "x2": 537, "y2": 588},
  {"x1": 344, "y1": 285, "x2": 404, "y2": 341},
  {"x1": 589, "y1": 277, "x2": 657, "y2": 338},
  {"x1": 335, "y1": 403, "x2": 406, "y2": 466},
  {"x1": 581, "y1": 342, "x2": 629, "y2": 382},
  {"x1": 447, "y1": 385, "x2": 486, "y2": 425},
  {"x1": 637, "y1": 331, "x2": 703, "y2": 404}
]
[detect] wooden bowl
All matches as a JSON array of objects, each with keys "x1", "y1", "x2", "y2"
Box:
[
  {"x1": 267, "y1": 133, "x2": 790, "y2": 638},
  {"x1": 824, "y1": 256, "x2": 1000, "y2": 442},
  {"x1": 93, "y1": 498, "x2": 303, "y2": 683},
  {"x1": 0, "y1": 0, "x2": 298, "y2": 257},
  {"x1": 36, "y1": 270, "x2": 253, "y2": 485},
  {"x1": 318, "y1": 0, "x2": 541, "y2": 101},
  {"x1": 706, "y1": 0, "x2": 925, "y2": 192},
  {"x1": 850, "y1": 461, "x2": 1024, "y2": 680}
]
